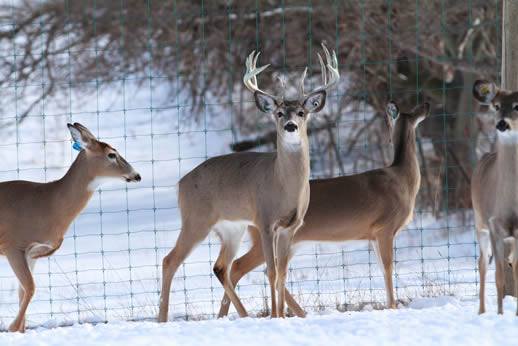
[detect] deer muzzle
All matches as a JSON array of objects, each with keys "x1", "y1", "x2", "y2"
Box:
[{"x1": 496, "y1": 119, "x2": 511, "y2": 132}]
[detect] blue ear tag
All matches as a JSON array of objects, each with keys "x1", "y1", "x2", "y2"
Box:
[{"x1": 72, "y1": 141, "x2": 82, "y2": 151}]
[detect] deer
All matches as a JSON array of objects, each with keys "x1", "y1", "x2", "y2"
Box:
[
  {"x1": 217, "y1": 101, "x2": 430, "y2": 318},
  {"x1": 472, "y1": 80, "x2": 518, "y2": 315},
  {"x1": 0, "y1": 123, "x2": 141, "y2": 332},
  {"x1": 157, "y1": 43, "x2": 339, "y2": 321}
]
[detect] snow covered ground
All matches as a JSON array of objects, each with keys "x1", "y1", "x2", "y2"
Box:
[{"x1": 0, "y1": 296, "x2": 517, "y2": 346}]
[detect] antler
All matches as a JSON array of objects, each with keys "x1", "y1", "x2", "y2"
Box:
[
  {"x1": 299, "y1": 43, "x2": 340, "y2": 97},
  {"x1": 243, "y1": 51, "x2": 278, "y2": 100}
]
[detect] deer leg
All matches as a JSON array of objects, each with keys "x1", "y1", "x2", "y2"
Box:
[
  {"x1": 158, "y1": 219, "x2": 212, "y2": 322},
  {"x1": 274, "y1": 223, "x2": 299, "y2": 318},
  {"x1": 512, "y1": 234, "x2": 518, "y2": 316},
  {"x1": 6, "y1": 249, "x2": 35, "y2": 332},
  {"x1": 259, "y1": 227, "x2": 277, "y2": 318},
  {"x1": 374, "y1": 231, "x2": 396, "y2": 309},
  {"x1": 477, "y1": 228, "x2": 491, "y2": 314},
  {"x1": 213, "y1": 226, "x2": 248, "y2": 318},
  {"x1": 16, "y1": 255, "x2": 36, "y2": 331},
  {"x1": 218, "y1": 226, "x2": 263, "y2": 318},
  {"x1": 283, "y1": 249, "x2": 306, "y2": 318},
  {"x1": 489, "y1": 217, "x2": 507, "y2": 314}
]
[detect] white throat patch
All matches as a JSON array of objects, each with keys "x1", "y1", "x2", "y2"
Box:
[
  {"x1": 497, "y1": 130, "x2": 518, "y2": 145},
  {"x1": 88, "y1": 177, "x2": 122, "y2": 191},
  {"x1": 281, "y1": 131, "x2": 302, "y2": 151}
]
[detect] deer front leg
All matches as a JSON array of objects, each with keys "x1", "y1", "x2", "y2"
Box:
[
  {"x1": 489, "y1": 217, "x2": 507, "y2": 315},
  {"x1": 6, "y1": 249, "x2": 36, "y2": 332},
  {"x1": 512, "y1": 234, "x2": 518, "y2": 316},
  {"x1": 274, "y1": 220, "x2": 302, "y2": 318},
  {"x1": 259, "y1": 227, "x2": 277, "y2": 318},
  {"x1": 374, "y1": 231, "x2": 396, "y2": 309},
  {"x1": 477, "y1": 228, "x2": 491, "y2": 314}
]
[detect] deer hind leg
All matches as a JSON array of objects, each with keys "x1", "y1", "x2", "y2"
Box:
[
  {"x1": 489, "y1": 217, "x2": 507, "y2": 314},
  {"x1": 158, "y1": 217, "x2": 213, "y2": 322},
  {"x1": 477, "y1": 228, "x2": 491, "y2": 314},
  {"x1": 374, "y1": 231, "x2": 396, "y2": 309},
  {"x1": 213, "y1": 222, "x2": 248, "y2": 318},
  {"x1": 218, "y1": 226, "x2": 263, "y2": 318},
  {"x1": 6, "y1": 249, "x2": 36, "y2": 332}
]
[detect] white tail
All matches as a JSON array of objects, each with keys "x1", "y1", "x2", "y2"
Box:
[
  {"x1": 158, "y1": 43, "x2": 339, "y2": 321},
  {"x1": 0, "y1": 123, "x2": 141, "y2": 332},
  {"x1": 217, "y1": 101, "x2": 430, "y2": 317},
  {"x1": 471, "y1": 80, "x2": 518, "y2": 315}
]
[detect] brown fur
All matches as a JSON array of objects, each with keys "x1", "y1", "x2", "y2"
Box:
[
  {"x1": 217, "y1": 102, "x2": 429, "y2": 317},
  {"x1": 0, "y1": 123, "x2": 140, "y2": 332},
  {"x1": 157, "y1": 46, "x2": 339, "y2": 321},
  {"x1": 472, "y1": 80, "x2": 518, "y2": 315}
]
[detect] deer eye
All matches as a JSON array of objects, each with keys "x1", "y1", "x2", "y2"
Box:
[
  {"x1": 108, "y1": 153, "x2": 116, "y2": 159},
  {"x1": 277, "y1": 111, "x2": 284, "y2": 118},
  {"x1": 297, "y1": 111, "x2": 304, "y2": 117}
]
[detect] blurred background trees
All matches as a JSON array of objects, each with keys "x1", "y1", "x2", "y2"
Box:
[{"x1": 0, "y1": 0, "x2": 501, "y2": 212}]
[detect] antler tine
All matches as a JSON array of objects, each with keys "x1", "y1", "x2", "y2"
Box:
[
  {"x1": 243, "y1": 50, "x2": 277, "y2": 99},
  {"x1": 317, "y1": 52, "x2": 327, "y2": 86},
  {"x1": 309, "y1": 42, "x2": 340, "y2": 95},
  {"x1": 299, "y1": 67, "x2": 307, "y2": 97}
]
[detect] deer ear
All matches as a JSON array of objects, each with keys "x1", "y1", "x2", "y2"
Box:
[
  {"x1": 67, "y1": 123, "x2": 96, "y2": 150},
  {"x1": 254, "y1": 91, "x2": 277, "y2": 113},
  {"x1": 303, "y1": 90, "x2": 326, "y2": 113},
  {"x1": 412, "y1": 102, "x2": 430, "y2": 117},
  {"x1": 386, "y1": 101, "x2": 400, "y2": 120},
  {"x1": 473, "y1": 80, "x2": 498, "y2": 105}
]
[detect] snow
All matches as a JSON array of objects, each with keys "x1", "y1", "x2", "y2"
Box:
[{"x1": 0, "y1": 297, "x2": 517, "y2": 346}]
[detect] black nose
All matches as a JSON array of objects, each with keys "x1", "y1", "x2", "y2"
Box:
[
  {"x1": 496, "y1": 119, "x2": 510, "y2": 132},
  {"x1": 134, "y1": 174, "x2": 141, "y2": 182},
  {"x1": 284, "y1": 122, "x2": 298, "y2": 132}
]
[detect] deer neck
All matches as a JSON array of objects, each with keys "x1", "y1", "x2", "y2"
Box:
[
  {"x1": 275, "y1": 133, "x2": 311, "y2": 190},
  {"x1": 55, "y1": 151, "x2": 96, "y2": 219},
  {"x1": 391, "y1": 121, "x2": 420, "y2": 188},
  {"x1": 495, "y1": 132, "x2": 518, "y2": 201}
]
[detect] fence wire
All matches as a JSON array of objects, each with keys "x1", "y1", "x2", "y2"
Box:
[{"x1": 0, "y1": 0, "x2": 502, "y2": 329}]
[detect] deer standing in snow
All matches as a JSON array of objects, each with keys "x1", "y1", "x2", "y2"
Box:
[
  {"x1": 218, "y1": 101, "x2": 430, "y2": 317},
  {"x1": 158, "y1": 44, "x2": 339, "y2": 321},
  {"x1": 472, "y1": 80, "x2": 518, "y2": 315},
  {"x1": 0, "y1": 123, "x2": 141, "y2": 332}
]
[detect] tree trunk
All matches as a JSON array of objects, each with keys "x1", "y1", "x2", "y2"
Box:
[{"x1": 501, "y1": 0, "x2": 517, "y2": 298}]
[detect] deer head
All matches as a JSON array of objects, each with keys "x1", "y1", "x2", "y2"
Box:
[
  {"x1": 243, "y1": 43, "x2": 339, "y2": 149},
  {"x1": 67, "y1": 122, "x2": 141, "y2": 183},
  {"x1": 384, "y1": 101, "x2": 430, "y2": 142},
  {"x1": 473, "y1": 80, "x2": 518, "y2": 135}
]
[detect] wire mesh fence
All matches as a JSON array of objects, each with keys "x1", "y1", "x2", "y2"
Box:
[{"x1": 0, "y1": 0, "x2": 503, "y2": 329}]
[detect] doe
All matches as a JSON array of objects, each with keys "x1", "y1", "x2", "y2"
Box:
[
  {"x1": 0, "y1": 123, "x2": 141, "y2": 332},
  {"x1": 472, "y1": 80, "x2": 518, "y2": 315}
]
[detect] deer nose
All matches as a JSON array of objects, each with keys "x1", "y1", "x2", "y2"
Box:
[
  {"x1": 496, "y1": 119, "x2": 510, "y2": 132},
  {"x1": 134, "y1": 173, "x2": 142, "y2": 182},
  {"x1": 284, "y1": 122, "x2": 298, "y2": 132}
]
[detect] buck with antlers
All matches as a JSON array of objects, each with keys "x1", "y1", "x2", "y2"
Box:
[
  {"x1": 472, "y1": 80, "x2": 518, "y2": 315},
  {"x1": 158, "y1": 44, "x2": 339, "y2": 321},
  {"x1": 0, "y1": 123, "x2": 141, "y2": 332},
  {"x1": 217, "y1": 101, "x2": 430, "y2": 317}
]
